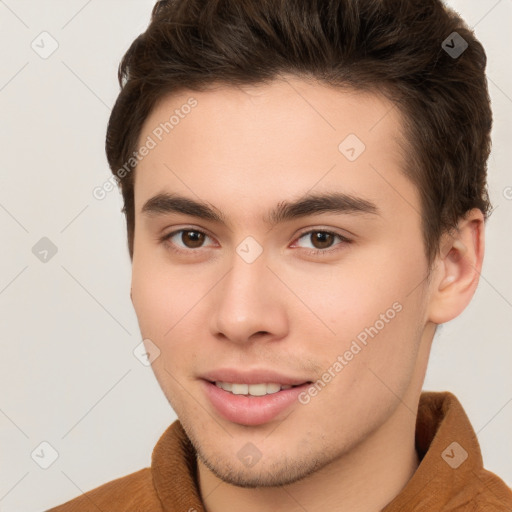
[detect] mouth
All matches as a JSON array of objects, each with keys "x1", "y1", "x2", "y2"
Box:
[{"x1": 201, "y1": 379, "x2": 313, "y2": 426}]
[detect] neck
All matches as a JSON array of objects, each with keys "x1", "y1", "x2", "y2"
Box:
[{"x1": 198, "y1": 401, "x2": 420, "y2": 512}]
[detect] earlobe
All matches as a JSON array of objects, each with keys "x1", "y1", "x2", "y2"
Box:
[{"x1": 427, "y1": 209, "x2": 485, "y2": 324}]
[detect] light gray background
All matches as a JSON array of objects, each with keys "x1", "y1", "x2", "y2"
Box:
[{"x1": 0, "y1": 1, "x2": 511, "y2": 510}]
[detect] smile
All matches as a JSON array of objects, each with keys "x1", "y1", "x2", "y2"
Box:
[{"x1": 214, "y1": 381, "x2": 296, "y2": 396}]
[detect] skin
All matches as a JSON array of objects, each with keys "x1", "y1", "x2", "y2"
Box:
[{"x1": 130, "y1": 75, "x2": 484, "y2": 512}]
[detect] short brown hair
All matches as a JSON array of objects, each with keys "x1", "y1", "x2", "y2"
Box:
[{"x1": 106, "y1": 0, "x2": 492, "y2": 263}]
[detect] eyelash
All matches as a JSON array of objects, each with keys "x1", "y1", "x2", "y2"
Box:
[{"x1": 159, "y1": 228, "x2": 351, "y2": 257}]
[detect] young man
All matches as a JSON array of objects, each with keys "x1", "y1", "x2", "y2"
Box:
[{"x1": 49, "y1": 0, "x2": 512, "y2": 510}]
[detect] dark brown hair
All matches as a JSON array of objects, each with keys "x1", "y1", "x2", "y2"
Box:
[{"x1": 106, "y1": 0, "x2": 492, "y2": 263}]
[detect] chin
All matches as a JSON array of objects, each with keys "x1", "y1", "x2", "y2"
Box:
[{"x1": 196, "y1": 441, "x2": 329, "y2": 488}]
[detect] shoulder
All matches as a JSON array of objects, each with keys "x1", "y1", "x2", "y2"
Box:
[
  {"x1": 450, "y1": 469, "x2": 512, "y2": 511},
  {"x1": 46, "y1": 467, "x2": 164, "y2": 511}
]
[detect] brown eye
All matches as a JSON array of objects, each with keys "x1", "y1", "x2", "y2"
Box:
[
  {"x1": 294, "y1": 229, "x2": 349, "y2": 255},
  {"x1": 310, "y1": 231, "x2": 335, "y2": 249},
  {"x1": 180, "y1": 230, "x2": 205, "y2": 248},
  {"x1": 161, "y1": 229, "x2": 213, "y2": 252}
]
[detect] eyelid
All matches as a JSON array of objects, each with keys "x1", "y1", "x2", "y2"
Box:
[{"x1": 294, "y1": 225, "x2": 352, "y2": 241}]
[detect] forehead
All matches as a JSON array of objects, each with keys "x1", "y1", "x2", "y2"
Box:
[{"x1": 133, "y1": 77, "x2": 417, "y2": 225}]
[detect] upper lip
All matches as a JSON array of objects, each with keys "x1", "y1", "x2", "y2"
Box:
[{"x1": 201, "y1": 368, "x2": 312, "y2": 386}]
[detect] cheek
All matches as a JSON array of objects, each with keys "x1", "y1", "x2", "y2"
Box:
[
  {"x1": 291, "y1": 245, "x2": 427, "y2": 380},
  {"x1": 288, "y1": 256, "x2": 412, "y2": 337},
  {"x1": 131, "y1": 259, "x2": 203, "y2": 411},
  {"x1": 131, "y1": 246, "x2": 198, "y2": 337},
  {"x1": 130, "y1": 252, "x2": 212, "y2": 376}
]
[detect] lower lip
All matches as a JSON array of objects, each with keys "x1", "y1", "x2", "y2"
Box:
[{"x1": 201, "y1": 380, "x2": 311, "y2": 426}]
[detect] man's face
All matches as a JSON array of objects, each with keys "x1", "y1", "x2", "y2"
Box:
[{"x1": 131, "y1": 77, "x2": 435, "y2": 487}]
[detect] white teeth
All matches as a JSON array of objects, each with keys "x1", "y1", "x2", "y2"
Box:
[
  {"x1": 247, "y1": 383, "x2": 267, "y2": 396},
  {"x1": 214, "y1": 382, "x2": 294, "y2": 396},
  {"x1": 217, "y1": 382, "x2": 233, "y2": 392},
  {"x1": 265, "y1": 383, "x2": 281, "y2": 394},
  {"x1": 231, "y1": 383, "x2": 249, "y2": 395}
]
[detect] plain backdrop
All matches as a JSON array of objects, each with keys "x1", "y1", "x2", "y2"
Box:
[{"x1": 0, "y1": 1, "x2": 511, "y2": 510}]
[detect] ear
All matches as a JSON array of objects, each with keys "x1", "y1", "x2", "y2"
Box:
[{"x1": 427, "y1": 209, "x2": 485, "y2": 324}]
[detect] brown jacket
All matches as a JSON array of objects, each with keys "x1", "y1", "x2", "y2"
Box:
[{"x1": 47, "y1": 391, "x2": 512, "y2": 511}]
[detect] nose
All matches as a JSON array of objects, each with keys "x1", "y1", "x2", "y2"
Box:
[{"x1": 210, "y1": 250, "x2": 289, "y2": 345}]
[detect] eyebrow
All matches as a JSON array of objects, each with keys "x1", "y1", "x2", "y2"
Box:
[{"x1": 141, "y1": 191, "x2": 379, "y2": 227}]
